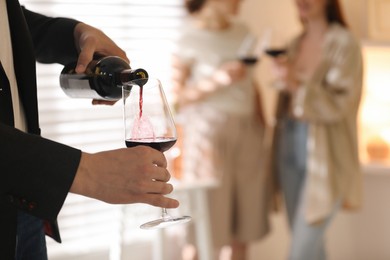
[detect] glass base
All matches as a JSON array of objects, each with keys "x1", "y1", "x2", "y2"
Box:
[{"x1": 140, "y1": 215, "x2": 192, "y2": 230}]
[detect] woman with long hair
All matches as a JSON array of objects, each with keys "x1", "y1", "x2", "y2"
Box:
[{"x1": 270, "y1": 0, "x2": 363, "y2": 259}]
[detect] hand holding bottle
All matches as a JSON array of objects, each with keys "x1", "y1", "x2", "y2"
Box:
[
  {"x1": 73, "y1": 22, "x2": 129, "y2": 73},
  {"x1": 72, "y1": 22, "x2": 130, "y2": 105}
]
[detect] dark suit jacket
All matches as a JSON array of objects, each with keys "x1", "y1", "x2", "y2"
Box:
[{"x1": 0, "y1": 0, "x2": 82, "y2": 258}]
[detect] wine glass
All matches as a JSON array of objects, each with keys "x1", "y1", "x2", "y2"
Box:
[
  {"x1": 263, "y1": 28, "x2": 288, "y2": 58},
  {"x1": 122, "y1": 78, "x2": 191, "y2": 229},
  {"x1": 237, "y1": 34, "x2": 263, "y2": 66}
]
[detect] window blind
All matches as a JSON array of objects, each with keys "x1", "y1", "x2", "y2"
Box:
[{"x1": 19, "y1": 1, "x2": 187, "y2": 259}]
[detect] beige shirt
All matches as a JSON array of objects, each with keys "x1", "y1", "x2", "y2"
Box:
[{"x1": 0, "y1": 0, "x2": 27, "y2": 131}]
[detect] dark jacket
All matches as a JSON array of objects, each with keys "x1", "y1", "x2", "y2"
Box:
[{"x1": 0, "y1": 0, "x2": 82, "y2": 258}]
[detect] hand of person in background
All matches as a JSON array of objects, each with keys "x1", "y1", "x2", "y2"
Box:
[
  {"x1": 270, "y1": 56, "x2": 300, "y2": 93},
  {"x1": 213, "y1": 60, "x2": 247, "y2": 86},
  {"x1": 73, "y1": 22, "x2": 129, "y2": 105},
  {"x1": 71, "y1": 146, "x2": 180, "y2": 209},
  {"x1": 171, "y1": 58, "x2": 248, "y2": 108}
]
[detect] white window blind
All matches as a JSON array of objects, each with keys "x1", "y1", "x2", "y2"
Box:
[{"x1": 19, "y1": 1, "x2": 188, "y2": 259}]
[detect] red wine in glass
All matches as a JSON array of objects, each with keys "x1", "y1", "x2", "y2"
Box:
[
  {"x1": 125, "y1": 137, "x2": 177, "y2": 152},
  {"x1": 139, "y1": 86, "x2": 143, "y2": 118},
  {"x1": 239, "y1": 56, "x2": 259, "y2": 66},
  {"x1": 265, "y1": 48, "x2": 287, "y2": 58}
]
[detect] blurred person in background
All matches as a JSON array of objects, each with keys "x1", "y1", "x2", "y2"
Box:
[
  {"x1": 171, "y1": 0, "x2": 269, "y2": 259},
  {"x1": 1, "y1": 1, "x2": 179, "y2": 259},
  {"x1": 268, "y1": 0, "x2": 363, "y2": 259}
]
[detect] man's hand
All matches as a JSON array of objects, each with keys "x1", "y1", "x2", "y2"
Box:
[
  {"x1": 70, "y1": 146, "x2": 179, "y2": 209},
  {"x1": 73, "y1": 22, "x2": 129, "y2": 105},
  {"x1": 73, "y1": 22, "x2": 129, "y2": 73}
]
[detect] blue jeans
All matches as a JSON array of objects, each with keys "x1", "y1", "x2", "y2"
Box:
[
  {"x1": 277, "y1": 117, "x2": 338, "y2": 260},
  {"x1": 15, "y1": 211, "x2": 48, "y2": 260}
]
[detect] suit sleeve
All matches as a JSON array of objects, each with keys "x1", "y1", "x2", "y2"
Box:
[
  {"x1": 22, "y1": 7, "x2": 80, "y2": 65},
  {"x1": 0, "y1": 123, "x2": 81, "y2": 221}
]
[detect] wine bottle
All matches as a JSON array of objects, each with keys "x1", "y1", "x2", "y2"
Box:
[{"x1": 59, "y1": 56, "x2": 148, "y2": 100}]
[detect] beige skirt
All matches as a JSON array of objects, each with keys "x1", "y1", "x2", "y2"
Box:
[{"x1": 180, "y1": 107, "x2": 270, "y2": 248}]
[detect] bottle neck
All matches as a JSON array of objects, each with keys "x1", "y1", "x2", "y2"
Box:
[
  {"x1": 120, "y1": 69, "x2": 148, "y2": 86},
  {"x1": 120, "y1": 69, "x2": 136, "y2": 85}
]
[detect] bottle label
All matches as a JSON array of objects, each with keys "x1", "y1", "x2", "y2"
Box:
[{"x1": 63, "y1": 79, "x2": 101, "y2": 99}]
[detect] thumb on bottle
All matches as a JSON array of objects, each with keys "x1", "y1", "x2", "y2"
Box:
[
  {"x1": 75, "y1": 51, "x2": 92, "y2": 73},
  {"x1": 75, "y1": 40, "x2": 96, "y2": 74},
  {"x1": 75, "y1": 63, "x2": 86, "y2": 74}
]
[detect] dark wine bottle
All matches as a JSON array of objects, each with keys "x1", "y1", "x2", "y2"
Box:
[{"x1": 59, "y1": 56, "x2": 148, "y2": 100}]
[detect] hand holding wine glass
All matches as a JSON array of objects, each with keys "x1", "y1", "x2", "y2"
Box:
[
  {"x1": 71, "y1": 147, "x2": 179, "y2": 207},
  {"x1": 122, "y1": 78, "x2": 191, "y2": 229}
]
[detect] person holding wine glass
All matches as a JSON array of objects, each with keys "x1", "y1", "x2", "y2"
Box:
[
  {"x1": 171, "y1": 0, "x2": 269, "y2": 259},
  {"x1": 268, "y1": 0, "x2": 363, "y2": 259},
  {"x1": 0, "y1": 1, "x2": 179, "y2": 259}
]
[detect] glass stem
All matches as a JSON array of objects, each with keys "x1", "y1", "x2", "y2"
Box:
[{"x1": 161, "y1": 208, "x2": 170, "y2": 220}]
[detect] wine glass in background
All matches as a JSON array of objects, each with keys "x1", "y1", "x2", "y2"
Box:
[
  {"x1": 122, "y1": 78, "x2": 191, "y2": 229},
  {"x1": 237, "y1": 34, "x2": 263, "y2": 66},
  {"x1": 263, "y1": 28, "x2": 288, "y2": 58}
]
